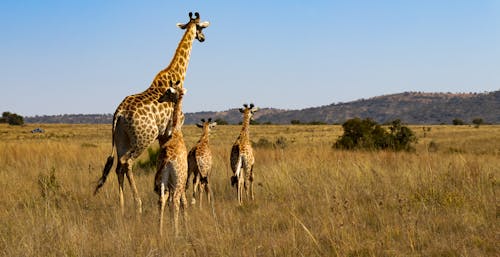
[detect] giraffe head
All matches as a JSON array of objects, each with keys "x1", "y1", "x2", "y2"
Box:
[
  {"x1": 159, "y1": 80, "x2": 186, "y2": 133},
  {"x1": 239, "y1": 103, "x2": 259, "y2": 121},
  {"x1": 177, "y1": 12, "x2": 210, "y2": 42},
  {"x1": 196, "y1": 118, "x2": 217, "y2": 132},
  {"x1": 158, "y1": 80, "x2": 183, "y2": 103}
]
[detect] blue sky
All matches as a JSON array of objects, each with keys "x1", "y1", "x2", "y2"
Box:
[{"x1": 1, "y1": 0, "x2": 499, "y2": 116}]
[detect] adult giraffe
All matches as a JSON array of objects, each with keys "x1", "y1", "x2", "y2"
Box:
[{"x1": 94, "y1": 12, "x2": 209, "y2": 215}]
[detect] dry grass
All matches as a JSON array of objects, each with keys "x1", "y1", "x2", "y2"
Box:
[{"x1": 0, "y1": 123, "x2": 498, "y2": 256}]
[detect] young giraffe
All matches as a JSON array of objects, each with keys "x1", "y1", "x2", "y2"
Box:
[
  {"x1": 94, "y1": 12, "x2": 209, "y2": 214},
  {"x1": 154, "y1": 84, "x2": 188, "y2": 237},
  {"x1": 230, "y1": 104, "x2": 259, "y2": 205},
  {"x1": 187, "y1": 118, "x2": 217, "y2": 208}
]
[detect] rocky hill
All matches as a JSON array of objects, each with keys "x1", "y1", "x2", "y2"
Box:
[{"x1": 24, "y1": 90, "x2": 500, "y2": 124}]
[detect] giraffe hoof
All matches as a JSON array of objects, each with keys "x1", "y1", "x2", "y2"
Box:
[{"x1": 191, "y1": 198, "x2": 196, "y2": 205}]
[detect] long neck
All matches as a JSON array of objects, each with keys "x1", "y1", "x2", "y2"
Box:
[
  {"x1": 159, "y1": 25, "x2": 196, "y2": 83},
  {"x1": 239, "y1": 113, "x2": 251, "y2": 142},
  {"x1": 200, "y1": 127, "x2": 210, "y2": 142},
  {"x1": 171, "y1": 95, "x2": 184, "y2": 131}
]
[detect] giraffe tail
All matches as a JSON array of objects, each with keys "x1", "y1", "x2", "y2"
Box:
[
  {"x1": 94, "y1": 111, "x2": 120, "y2": 195},
  {"x1": 94, "y1": 156, "x2": 114, "y2": 195}
]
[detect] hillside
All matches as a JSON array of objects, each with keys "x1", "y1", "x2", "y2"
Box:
[
  {"x1": 256, "y1": 91, "x2": 500, "y2": 124},
  {"x1": 24, "y1": 90, "x2": 500, "y2": 124}
]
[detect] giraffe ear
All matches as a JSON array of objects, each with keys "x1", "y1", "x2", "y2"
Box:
[
  {"x1": 198, "y1": 21, "x2": 210, "y2": 28},
  {"x1": 196, "y1": 123, "x2": 203, "y2": 128},
  {"x1": 239, "y1": 108, "x2": 245, "y2": 113},
  {"x1": 177, "y1": 23, "x2": 188, "y2": 29},
  {"x1": 209, "y1": 122, "x2": 217, "y2": 128}
]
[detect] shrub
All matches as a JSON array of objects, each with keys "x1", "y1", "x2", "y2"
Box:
[
  {"x1": 1, "y1": 111, "x2": 24, "y2": 125},
  {"x1": 334, "y1": 118, "x2": 416, "y2": 151},
  {"x1": 214, "y1": 118, "x2": 228, "y2": 125},
  {"x1": 252, "y1": 137, "x2": 288, "y2": 149},
  {"x1": 472, "y1": 118, "x2": 484, "y2": 128},
  {"x1": 135, "y1": 147, "x2": 160, "y2": 173},
  {"x1": 252, "y1": 138, "x2": 273, "y2": 148},
  {"x1": 387, "y1": 119, "x2": 417, "y2": 151},
  {"x1": 274, "y1": 136, "x2": 288, "y2": 149},
  {"x1": 452, "y1": 118, "x2": 465, "y2": 125}
]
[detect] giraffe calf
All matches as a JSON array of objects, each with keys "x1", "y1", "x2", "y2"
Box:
[
  {"x1": 230, "y1": 104, "x2": 258, "y2": 205},
  {"x1": 154, "y1": 84, "x2": 188, "y2": 237},
  {"x1": 187, "y1": 118, "x2": 217, "y2": 208}
]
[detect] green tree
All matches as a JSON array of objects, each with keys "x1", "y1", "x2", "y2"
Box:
[
  {"x1": 334, "y1": 118, "x2": 416, "y2": 151},
  {"x1": 387, "y1": 119, "x2": 417, "y2": 151},
  {"x1": 472, "y1": 118, "x2": 484, "y2": 127},
  {"x1": 334, "y1": 118, "x2": 388, "y2": 150},
  {"x1": 452, "y1": 118, "x2": 465, "y2": 125},
  {"x1": 1, "y1": 111, "x2": 24, "y2": 125}
]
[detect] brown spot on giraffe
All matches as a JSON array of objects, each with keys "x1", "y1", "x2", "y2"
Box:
[
  {"x1": 187, "y1": 118, "x2": 217, "y2": 208},
  {"x1": 155, "y1": 84, "x2": 188, "y2": 237},
  {"x1": 230, "y1": 103, "x2": 259, "y2": 205},
  {"x1": 94, "y1": 12, "x2": 209, "y2": 215}
]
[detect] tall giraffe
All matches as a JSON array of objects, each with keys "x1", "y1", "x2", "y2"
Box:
[
  {"x1": 230, "y1": 104, "x2": 258, "y2": 205},
  {"x1": 154, "y1": 84, "x2": 188, "y2": 237},
  {"x1": 94, "y1": 12, "x2": 209, "y2": 215},
  {"x1": 187, "y1": 118, "x2": 217, "y2": 208}
]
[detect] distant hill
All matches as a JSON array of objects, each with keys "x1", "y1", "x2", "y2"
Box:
[
  {"x1": 256, "y1": 91, "x2": 500, "y2": 125},
  {"x1": 26, "y1": 114, "x2": 113, "y2": 124},
  {"x1": 25, "y1": 90, "x2": 500, "y2": 124}
]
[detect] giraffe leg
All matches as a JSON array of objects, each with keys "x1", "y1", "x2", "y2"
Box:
[
  {"x1": 115, "y1": 163, "x2": 126, "y2": 216},
  {"x1": 205, "y1": 180, "x2": 211, "y2": 206},
  {"x1": 243, "y1": 165, "x2": 251, "y2": 201},
  {"x1": 199, "y1": 183, "x2": 204, "y2": 209},
  {"x1": 180, "y1": 189, "x2": 188, "y2": 233},
  {"x1": 159, "y1": 183, "x2": 167, "y2": 237},
  {"x1": 249, "y1": 165, "x2": 255, "y2": 201},
  {"x1": 172, "y1": 191, "x2": 181, "y2": 237},
  {"x1": 124, "y1": 160, "x2": 142, "y2": 214},
  {"x1": 238, "y1": 173, "x2": 244, "y2": 205},
  {"x1": 192, "y1": 174, "x2": 200, "y2": 205}
]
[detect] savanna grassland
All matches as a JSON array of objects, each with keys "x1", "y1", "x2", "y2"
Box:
[{"x1": 0, "y1": 123, "x2": 498, "y2": 256}]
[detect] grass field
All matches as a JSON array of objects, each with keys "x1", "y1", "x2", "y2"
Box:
[{"x1": 0, "y1": 123, "x2": 498, "y2": 256}]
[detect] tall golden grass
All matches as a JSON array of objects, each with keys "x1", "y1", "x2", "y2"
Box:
[{"x1": 0, "y1": 123, "x2": 498, "y2": 256}]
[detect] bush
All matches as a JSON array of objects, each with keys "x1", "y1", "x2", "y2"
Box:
[
  {"x1": 1, "y1": 111, "x2": 24, "y2": 125},
  {"x1": 135, "y1": 147, "x2": 160, "y2": 173},
  {"x1": 334, "y1": 118, "x2": 416, "y2": 151},
  {"x1": 252, "y1": 137, "x2": 288, "y2": 149},
  {"x1": 472, "y1": 118, "x2": 484, "y2": 128},
  {"x1": 334, "y1": 118, "x2": 387, "y2": 150},
  {"x1": 387, "y1": 119, "x2": 417, "y2": 151},
  {"x1": 452, "y1": 118, "x2": 465, "y2": 125},
  {"x1": 214, "y1": 118, "x2": 228, "y2": 125}
]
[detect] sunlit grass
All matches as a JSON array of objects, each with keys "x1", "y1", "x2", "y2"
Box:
[{"x1": 0, "y1": 123, "x2": 498, "y2": 256}]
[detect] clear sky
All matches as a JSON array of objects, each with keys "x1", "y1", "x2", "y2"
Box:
[{"x1": 1, "y1": 0, "x2": 499, "y2": 116}]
